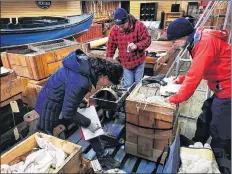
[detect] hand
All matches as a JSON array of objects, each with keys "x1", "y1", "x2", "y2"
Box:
[
  {"x1": 79, "y1": 98, "x2": 90, "y2": 109},
  {"x1": 173, "y1": 75, "x2": 185, "y2": 84},
  {"x1": 87, "y1": 122, "x2": 101, "y2": 133},
  {"x1": 127, "y1": 43, "x2": 137, "y2": 51},
  {"x1": 168, "y1": 95, "x2": 179, "y2": 104}
]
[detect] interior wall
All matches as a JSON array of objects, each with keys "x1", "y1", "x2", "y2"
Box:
[
  {"x1": 1, "y1": 1, "x2": 81, "y2": 18},
  {"x1": 130, "y1": 1, "x2": 189, "y2": 20}
]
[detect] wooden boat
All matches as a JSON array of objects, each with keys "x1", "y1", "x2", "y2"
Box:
[{"x1": 1, "y1": 14, "x2": 94, "y2": 48}]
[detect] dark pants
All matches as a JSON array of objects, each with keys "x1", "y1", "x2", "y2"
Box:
[
  {"x1": 89, "y1": 137, "x2": 105, "y2": 157},
  {"x1": 210, "y1": 97, "x2": 231, "y2": 159},
  {"x1": 193, "y1": 96, "x2": 231, "y2": 158}
]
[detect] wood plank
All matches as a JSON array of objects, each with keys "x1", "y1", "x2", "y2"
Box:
[
  {"x1": 54, "y1": 46, "x2": 80, "y2": 61},
  {"x1": 156, "y1": 164, "x2": 164, "y2": 173},
  {"x1": 145, "y1": 162, "x2": 156, "y2": 173},
  {"x1": 0, "y1": 93, "x2": 22, "y2": 108},
  {"x1": 1, "y1": 78, "x2": 24, "y2": 102},
  {"x1": 1, "y1": 1, "x2": 81, "y2": 18},
  {"x1": 136, "y1": 160, "x2": 148, "y2": 173},
  {"x1": 1, "y1": 52, "x2": 11, "y2": 69},
  {"x1": 0, "y1": 121, "x2": 28, "y2": 148},
  {"x1": 125, "y1": 141, "x2": 165, "y2": 163},
  {"x1": 114, "y1": 147, "x2": 126, "y2": 163},
  {"x1": 137, "y1": 160, "x2": 156, "y2": 173},
  {"x1": 67, "y1": 129, "x2": 82, "y2": 144},
  {"x1": 78, "y1": 139, "x2": 90, "y2": 153},
  {"x1": 47, "y1": 61, "x2": 63, "y2": 75},
  {"x1": 83, "y1": 148, "x2": 96, "y2": 160},
  {"x1": 122, "y1": 156, "x2": 137, "y2": 173},
  {"x1": 0, "y1": 69, "x2": 16, "y2": 85},
  {"x1": 130, "y1": 1, "x2": 188, "y2": 21}
]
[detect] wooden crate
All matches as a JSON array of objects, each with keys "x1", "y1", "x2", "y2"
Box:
[
  {"x1": 125, "y1": 84, "x2": 178, "y2": 162},
  {"x1": 0, "y1": 69, "x2": 24, "y2": 105},
  {"x1": 1, "y1": 40, "x2": 81, "y2": 80},
  {"x1": 75, "y1": 24, "x2": 103, "y2": 43},
  {"x1": 145, "y1": 41, "x2": 179, "y2": 76},
  {"x1": 1, "y1": 132, "x2": 82, "y2": 173},
  {"x1": 22, "y1": 77, "x2": 101, "y2": 108},
  {"x1": 21, "y1": 77, "x2": 49, "y2": 108}
]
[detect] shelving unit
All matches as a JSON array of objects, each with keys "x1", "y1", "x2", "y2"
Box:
[
  {"x1": 164, "y1": 12, "x2": 183, "y2": 29},
  {"x1": 140, "y1": 2, "x2": 158, "y2": 21}
]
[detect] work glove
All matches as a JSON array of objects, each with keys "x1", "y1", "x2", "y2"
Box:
[
  {"x1": 79, "y1": 98, "x2": 90, "y2": 109},
  {"x1": 173, "y1": 75, "x2": 185, "y2": 84},
  {"x1": 87, "y1": 122, "x2": 101, "y2": 133}
]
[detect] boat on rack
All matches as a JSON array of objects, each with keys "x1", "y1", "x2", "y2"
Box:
[{"x1": 0, "y1": 14, "x2": 94, "y2": 48}]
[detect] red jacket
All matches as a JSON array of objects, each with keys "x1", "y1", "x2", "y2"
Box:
[
  {"x1": 169, "y1": 28, "x2": 231, "y2": 104},
  {"x1": 106, "y1": 15, "x2": 151, "y2": 69}
]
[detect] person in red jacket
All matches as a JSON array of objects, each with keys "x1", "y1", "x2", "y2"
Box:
[
  {"x1": 166, "y1": 18, "x2": 231, "y2": 159},
  {"x1": 106, "y1": 8, "x2": 151, "y2": 88}
]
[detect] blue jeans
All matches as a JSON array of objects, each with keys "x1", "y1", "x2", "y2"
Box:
[{"x1": 123, "y1": 63, "x2": 145, "y2": 88}]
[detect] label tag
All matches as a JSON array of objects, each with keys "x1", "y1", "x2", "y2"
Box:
[
  {"x1": 10, "y1": 101, "x2": 20, "y2": 113},
  {"x1": 14, "y1": 127, "x2": 20, "y2": 140},
  {"x1": 91, "y1": 159, "x2": 102, "y2": 173}
]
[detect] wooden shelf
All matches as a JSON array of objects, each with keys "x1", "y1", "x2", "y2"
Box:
[{"x1": 163, "y1": 11, "x2": 183, "y2": 29}]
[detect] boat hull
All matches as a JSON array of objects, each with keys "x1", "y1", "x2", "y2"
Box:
[{"x1": 1, "y1": 14, "x2": 93, "y2": 47}]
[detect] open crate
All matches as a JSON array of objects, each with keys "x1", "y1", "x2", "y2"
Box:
[
  {"x1": 1, "y1": 39, "x2": 81, "y2": 80},
  {"x1": 1, "y1": 132, "x2": 82, "y2": 173},
  {"x1": 125, "y1": 83, "x2": 179, "y2": 162}
]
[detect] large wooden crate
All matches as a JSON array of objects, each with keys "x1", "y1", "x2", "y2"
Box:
[
  {"x1": 75, "y1": 23, "x2": 103, "y2": 43},
  {"x1": 22, "y1": 78, "x2": 101, "y2": 108},
  {"x1": 21, "y1": 77, "x2": 49, "y2": 108},
  {"x1": 125, "y1": 84, "x2": 178, "y2": 162},
  {"x1": 145, "y1": 41, "x2": 179, "y2": 76},
  {"x1": 1, "y1": 132, "x2": 82, "y2": 173},
  {"x1": 0, "y1": 69, "x2": 24, "y2": 107},
  {"x1": 1, "y1": 39, "x2": 81, "y2": 81}
]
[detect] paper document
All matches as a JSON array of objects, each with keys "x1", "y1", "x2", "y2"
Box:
[{"x1": 77, "y1": 106, "x2": 104, "y2": 141}]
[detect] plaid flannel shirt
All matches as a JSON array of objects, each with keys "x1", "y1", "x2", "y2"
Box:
[{"x1": 106, "y1": 15, "x2": 151, "y2": 69}]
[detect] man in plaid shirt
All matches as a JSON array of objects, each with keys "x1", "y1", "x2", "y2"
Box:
[{"x1": 106, "y1": 8, "x2": 151, "y2": 88}]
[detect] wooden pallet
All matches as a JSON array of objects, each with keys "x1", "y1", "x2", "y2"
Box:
[{"x1": 66, "y1": 128, "x2": 163, "y2": 173}]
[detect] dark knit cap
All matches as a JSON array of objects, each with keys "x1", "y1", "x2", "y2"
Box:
[
  {"x1": 167, "y1": 17, "x2": 194, "y2": 40},
  {"x1": 114, "y1": 8, "x2": 129, "y2": 25}
]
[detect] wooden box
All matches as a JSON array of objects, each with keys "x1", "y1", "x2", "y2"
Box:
[
  {"x1": 1, "y1": 132, "x2": 82, "y2": 173},
  {"x1": 21, "y1": 77, "x2": 48, "y2": 108},
  {"x1": 1, "y1": 39, "x2": 81, "y2": 81},
  {"x1": 0, "y1": 69, "x2": 24, "y2": 106},
  {"x1": 145, "y1": 41, "x2": 179, "y2": 76},
  {"x1": 125, "y1": 84, "x2": 178, "y2": 162}
]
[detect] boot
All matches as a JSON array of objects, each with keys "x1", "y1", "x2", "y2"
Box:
[{"x1": 98, "y1": 149, "x2": 121, "y2": 169}]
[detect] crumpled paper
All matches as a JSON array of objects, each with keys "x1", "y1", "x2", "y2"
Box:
[
  {"x1": 1, "y1": 135, "x2": 66, "y2": 173},
  {"x1": 178, "y1": 142, "x2": 220, "y2": 173}
]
